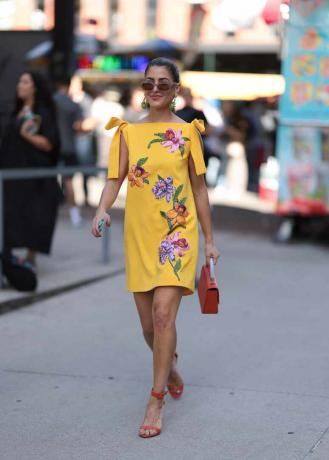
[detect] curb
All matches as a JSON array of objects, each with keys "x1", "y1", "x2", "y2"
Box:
[{"x1": 0, "y1": 267, "x2": 125, "y2": 316}]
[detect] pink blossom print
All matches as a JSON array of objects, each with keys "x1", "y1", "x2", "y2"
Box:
[{"x1": 148, "y1": 129, "x2": 190, "y2": 157}]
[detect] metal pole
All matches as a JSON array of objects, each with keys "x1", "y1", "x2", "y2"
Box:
[{"x1": 51, "y1": 0, "x2": 75, "y2": 81}]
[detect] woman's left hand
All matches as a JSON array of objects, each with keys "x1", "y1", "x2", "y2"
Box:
[
  {"x1": 20, "y1": 119, "x2": 34, "y2": 138},
  {"x1": 205, "y1": 242, "x2": 220, "y2": 266}
]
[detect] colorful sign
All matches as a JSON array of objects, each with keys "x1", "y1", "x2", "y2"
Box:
[
  {"x1": 277, "y1": 125, "x2": 329, "y2": 214},
  {"x1": 280, "y1": 0, "x2": 329, "y2": 123},
  {"x1": 77, "y1": 55, "x2": 150, "y2": 73},
  {"x1": 277, "y1": 0, "x2": 329, "y2": 215}
]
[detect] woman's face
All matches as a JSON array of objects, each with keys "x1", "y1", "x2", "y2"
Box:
[
  {"x1": 17, "y1": 73, "x2": 35, "y2": 102},
  {"x1": 143, "y1": 66, "x2": 179, "y2": 110}
]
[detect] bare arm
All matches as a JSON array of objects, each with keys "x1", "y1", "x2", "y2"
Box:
[
  {"x1": 81, "y1": 117, "x2": 97, "y2": 132},
  {"x1": 189, "y1": 149, "x2": 220, "y2": 264},
  {"x1": 92, "y1": 133, "x2": 128, "y2": 237}
]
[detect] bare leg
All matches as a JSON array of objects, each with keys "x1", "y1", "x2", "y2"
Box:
[
  {"x1": 64, "y1": 177, "x2": 82, "y2": 226},
  {"x1": 134, "y1": 291, "x2": 183, "y2": 385},
  {"x1": 139, "y1": 286, "x2": 183, "y2": 437},
  {"x1": 134, "y1": 291, "x2": 154, "y2": 350},
  {"x1": 64, "y1": 177, "x2": 75, "y2": 207},
  {"x1": 152, "y1": 286, "x2": 183, "y2": 392}
]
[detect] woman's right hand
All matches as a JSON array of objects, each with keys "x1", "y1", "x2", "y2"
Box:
[{"x1": 91, "y1": 212, "x2": 111, "y2": 238}]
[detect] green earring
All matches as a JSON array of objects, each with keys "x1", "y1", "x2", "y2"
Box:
[
  {"x1": 141, "y1": 98, "x2": 149, "y2": 110},
  {"x1": 170, "y1": 97, "x2": 176, "y2": 112}
]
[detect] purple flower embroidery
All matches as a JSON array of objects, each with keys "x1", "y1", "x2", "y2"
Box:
[
  {"x1": 161, "y1": 129, "x2": 185, "y2": 153},
  {"x1": 159, "y1": 233, "x2": 190, "y2": 281},
  {"x1": 159, "y1": 240, "x2": 175, "y2": 265},
  {"x1": 152, "y1": 176, "x2": 174, "y2": 202}
]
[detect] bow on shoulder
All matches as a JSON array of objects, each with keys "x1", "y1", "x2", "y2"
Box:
[
  {"x1": 191, "y1": 119, "x2": 205, "y2": 134},
  {"x1": 105, "y1": 117, "x2": 128, "y2": 179}
]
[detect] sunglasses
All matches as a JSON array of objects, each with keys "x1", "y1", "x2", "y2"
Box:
[{"x1": 141, "y1": 79, "x2": 176, "y2": 92}]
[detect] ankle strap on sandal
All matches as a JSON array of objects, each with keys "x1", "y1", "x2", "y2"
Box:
[{"x1": 151, "y1": 388, "x2": 168, "y2": 400}]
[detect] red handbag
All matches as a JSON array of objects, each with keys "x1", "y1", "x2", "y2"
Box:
[{"x1": 198, "y1": 258, "x2": 220, "y2": 314}]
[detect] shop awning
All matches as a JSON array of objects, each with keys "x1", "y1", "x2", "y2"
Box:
[{"x1": 181, "y1": 71, "x2": 285, "y2": 100}]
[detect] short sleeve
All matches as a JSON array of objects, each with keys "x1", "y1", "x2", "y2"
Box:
[
  {"x1": 190, "y1": 119, "x2": 207, "y2": 176},
  {"x1": 105, "y1": 117, "x2": 128, "y2": 179}
]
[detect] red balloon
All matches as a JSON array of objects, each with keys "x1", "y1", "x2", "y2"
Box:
[{"x1": 262, "y1": 0, "x2": 290, "y2": 25}]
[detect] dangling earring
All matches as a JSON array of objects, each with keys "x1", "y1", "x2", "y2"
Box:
[
  {"x1": 170, "y1": 97, "x2": 176, "y2": 112},
  {"x1": 141, "y1": 97, "x2": 149, "y2": 110}
]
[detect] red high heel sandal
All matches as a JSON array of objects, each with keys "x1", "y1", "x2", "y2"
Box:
[
  {"x1": 138, "y1": 388, "x2": 167, "y2": 438},
  {"x1": 167, "y1": 352, "x2": 184, "y2": 399}
]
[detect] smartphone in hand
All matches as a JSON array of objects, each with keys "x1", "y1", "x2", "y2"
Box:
[
  {"x1": 98, "y1": 219, "x2": 105, "y2": 235},
  {"x1": 98, "y1": 218, "x2": 105, "y2": 235}
]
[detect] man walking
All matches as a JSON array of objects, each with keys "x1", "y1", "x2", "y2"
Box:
[{"x1": 54, "y1": 77, "x2": 83, "y2": 226}]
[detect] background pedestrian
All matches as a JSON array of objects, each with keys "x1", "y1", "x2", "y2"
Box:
[
  {"x1": 0, "y1": 70, "x2": 61, "y2": 268},
  {"x1": 70, "y1": 75, "x2": 97, "y2": 207},
  {"x1": 54, "y1": 77, "x2": 83, "y2": 227}
]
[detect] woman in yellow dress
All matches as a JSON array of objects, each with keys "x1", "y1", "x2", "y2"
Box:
[{"x1": 92, "y1": 57, "x2": 219, "y2": 438}]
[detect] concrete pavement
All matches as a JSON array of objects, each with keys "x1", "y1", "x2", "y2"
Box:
[{"x1": 0, "y1": 231, "x2": 329, "y2": 459}]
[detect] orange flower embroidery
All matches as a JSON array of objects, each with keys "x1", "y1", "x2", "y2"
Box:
[
  {"x1": 127, "y1": 157, "x2": 150, "y2": 187},
  {"x1": 166, "y1": 202, "x2": 189, "y2": 226}
]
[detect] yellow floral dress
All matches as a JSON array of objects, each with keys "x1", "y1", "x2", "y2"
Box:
[{"x1": 105, "y1": 117, "x2": 206, "y2": 296}]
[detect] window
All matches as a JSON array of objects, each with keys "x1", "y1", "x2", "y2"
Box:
[{"x1": 0, "y1": 0, "x2": 54, "y2": 31}]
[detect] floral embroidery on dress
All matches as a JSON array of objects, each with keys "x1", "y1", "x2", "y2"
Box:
[
  {"x1": 147, "y1": 128, "x2": 190, "y2": 157},
  {"x1": 152, "y1": 175, "x2": 175, "y2": 202},
  {"x1": 127, "y1": 157, "x2": 150, "y2": 187},
  {"x1": 159, "y1": 232, "x2": 190, "y2": 280},
  {"x1": 167, "y1": 202, "x2": 189, "y2": 227},
  {"x1": 159, "y1": 182, "x2": 188, "y2": 232}
]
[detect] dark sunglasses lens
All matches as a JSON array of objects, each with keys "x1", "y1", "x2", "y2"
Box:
[
  {"x1": 141, "y1": 81, "x2": 154, "y2": 90},
  {"x1": 157, "y1": 83, "x2": 171, "y2": 91}
]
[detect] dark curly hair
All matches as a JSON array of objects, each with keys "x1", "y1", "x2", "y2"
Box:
[
  {"x1": 144, "y1": 57, "x2": 180, "y2": 83},
  {"x1": 14, "y1": 71, "x2": 56, "y2": 117}
]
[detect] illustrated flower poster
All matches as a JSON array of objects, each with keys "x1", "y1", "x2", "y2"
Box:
[{"x1": 276, "y1": 0, "x2": 329, "y2": 215}]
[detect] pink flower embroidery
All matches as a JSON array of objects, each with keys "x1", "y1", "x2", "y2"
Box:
[
  {"x1": 148, "y1": 129, "x2": 190, "y2": 157},
  {"x1": 161, "y1": 129, "x2": 185, "y2": 153},
  {"x1": 168, "y1": 231, "x2": 190, "y2": 257}
]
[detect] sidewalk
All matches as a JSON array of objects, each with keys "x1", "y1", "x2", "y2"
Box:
[{"x1": 0, "y1": 229, "x2": 328, "y2": 459}]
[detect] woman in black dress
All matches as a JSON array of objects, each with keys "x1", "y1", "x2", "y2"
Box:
[{"x1": 0, "y1": 71, "x2": 61, "y2": 267}]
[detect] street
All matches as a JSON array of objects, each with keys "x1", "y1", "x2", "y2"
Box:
[{"x1": 0, "y1": 230, "x2": 329, "y2": 460}]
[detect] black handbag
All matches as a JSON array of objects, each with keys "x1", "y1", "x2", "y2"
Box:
[{"x1": 2, "y1": 254, "x2": 37, "y2": 292}]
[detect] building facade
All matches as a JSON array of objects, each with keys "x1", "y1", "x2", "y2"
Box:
[{"x1": 0, "y1": 0, "x2": 281, "y2": 52}]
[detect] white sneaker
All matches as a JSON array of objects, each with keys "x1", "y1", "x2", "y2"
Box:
[{"x1": 70, "y1": 207, "x2": 83, "y2": 227}]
